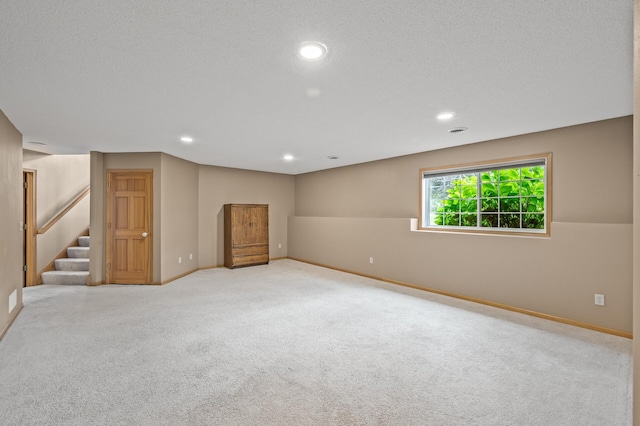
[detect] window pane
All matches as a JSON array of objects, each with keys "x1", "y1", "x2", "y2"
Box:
[
  {"x1": 481, "y1": 198, "x2": 498, "y2": 212},
  {"x1": 481, "y1": 170, "x2": 499, "y2": 183},
  {"x1": 458, "y1": 173, "x2": 477, "y2": 183},
  {"x1": 498, "y1": 182, "x2": 520, "y2": 197},
  {"x1": 438, "y1": 213, "x2": 460, "y2": 226},
  {"x1": 499, "y1": 214, "x2": 520, "y2": 228},
  {"x1": 434, "y1": 209, "x2": 461, "y2": 225},
  {"x1": 522, "y1": 166, "x2": 545, "y2": 180},
  {"x1": 481, "y1": 214, "x2": 498, "y2": 227},
  {"x1": 520, "y1": 179, "x2": 544, "y2": 197},
  {"x1": 500, "y1": 198, "x2": 520, "y2": 213},
  {"x1": 461, "y1": 214, "x2": 477, "y2": 227},
  {"x1": 522, "y1": 196, "x2": 544, "y2": 212},
  {"x1": 481, "y1": 183, "x2": 497, "y2": 197},
  {"x1": 499, "y1": 168, "x2": 520, "y2": 182},
  {"x1": 523, "y1": 213, "x2": 545, "y2": 229},
  {"x1": 447, "y1": 183, "x2": 461, "y2": 198},
  {"x1": 460, "y1": 184, "x2": 477, "y2": 199},
  {"x1": 447, "y1": 199, "x2": 461, "y2": 212},
  {"x1": 429, "y1": 187, "x2": 446, "y2": 200},
  {"x1": 432, "y1": 213, "x2": 444, "y2": 225},
  {"x1": 429, "y1": 176, "x2": 446, "y2": 186},
  {"x1": 430, "y1": 199, "x2": 445, "y2": 212},
  {"x1": 461, "y1": 199, "x2": 477, "y2": 212},
  {"x1": 429, "y1": 183, "x2": 448, "y2": 200}
]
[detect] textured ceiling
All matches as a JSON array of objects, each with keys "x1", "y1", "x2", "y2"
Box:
[{"x1": 0, "y1": 1, "x2": 633, "y2": 174}]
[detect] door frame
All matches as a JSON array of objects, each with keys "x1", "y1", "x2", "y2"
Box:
[
  {"x1": 23, "y1": 170, "x2": 37, "y2": 287},
  {"x1": 105, "y1": 169, "x2": 153, "y2": 284}
]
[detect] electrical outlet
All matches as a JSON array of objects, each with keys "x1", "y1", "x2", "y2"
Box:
[
  {"x1": 369, "y1": 257, "x2": 374, "y2": 264},
  {"x1": 189, "y1": 254, "x2": 193, "y2": 260},
  {"x1": 595, "y1": 294, "x2": 605, "y2": 306},
  {"x1": 178, "y1": 257, "x2": 182, "y2": 264},
  {"x1": 278, "y1": 243, "x2": 282, "y2": 249}
]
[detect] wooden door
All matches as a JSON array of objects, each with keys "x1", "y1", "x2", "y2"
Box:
[{"x1": 106, "y1": 171, "x2": 153, "y2": 284}]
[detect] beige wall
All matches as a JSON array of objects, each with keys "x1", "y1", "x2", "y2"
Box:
[
  {"x1": 23, "y1": 151, "x2": 90, "y2": 272},
  {"x1": 0, "y1": 109, "x2": 23, "y2": 338},
  {"x1": 197, "y1": 165, "x2": 295, "y2": 268},
  {"x1": 632, "y1": 0, "x2": 639, "y2": 423},
  {"x1": 291, "y1": 117, "x2": 633, "y2": 333},
  {"x1": 88, "y1": 152, "x2": 105, "y2": 285},
  {"x1": 23, "y1": 151, "x2": 90, "y2": 226},
  {"x1": 296, "y1": 118, "x2": 632, "y2": 224},
  {"x1": 160, "y1": 153, "x2": 199, "y2": 281}
]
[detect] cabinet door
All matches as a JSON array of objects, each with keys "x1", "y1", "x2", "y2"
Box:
[
  {"x1": 250, "y1": 206, "x2": 268, "y2": 245},
  {"x1": 232, "y1": 205, "x2": 268, "y2": 246}
]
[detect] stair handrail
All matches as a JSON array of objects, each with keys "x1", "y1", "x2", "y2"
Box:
[{"x1": 37, "y1": 186, "x2": 90, "y2": 235}]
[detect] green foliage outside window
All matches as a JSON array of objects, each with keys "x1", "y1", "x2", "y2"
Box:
[{"x1": 431, "y1": 165, "x2": 545, "y2": 229}]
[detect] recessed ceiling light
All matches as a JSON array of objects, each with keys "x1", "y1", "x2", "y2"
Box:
[
  {"x1": 180, "y1": 136, "x2": 194, "y2": 143},
  {"x1": 27, "y1": 141, "x2": 47, "y2": 146},
  {"x1": 448, "y1": 127, "x2": 468, "y2": 134},
  {"x1": 298, "y1": 41, "x2": 327, "y2": 61},
  {"x1": 437, "y1": 112, "x2": 455, "y2": 120},
  {"x1": 327, "y1": 155, "x2": 339, "y2": 160},
  {"x1": 283, "y1": 154, "x2": 294, "y2": 161}
]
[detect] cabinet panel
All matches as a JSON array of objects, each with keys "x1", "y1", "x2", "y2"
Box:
[
  {"x1": 224, "y1": 204, "x2": 269, "y2": 268},
  {"x1": 234, "y1": 244, "x2": 268, "y2": 256},
  {"x1": 232, "y1": 254, "x2": 269, "y2": 267}
]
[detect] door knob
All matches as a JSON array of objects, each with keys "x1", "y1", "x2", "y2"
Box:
[{"x1": 142, "y1": 232, "x2": 148, "y2": 238}]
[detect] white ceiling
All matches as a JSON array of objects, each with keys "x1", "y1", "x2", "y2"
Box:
[{"x1": 0, "y1": 1, "x2": 633, "y2": 175}]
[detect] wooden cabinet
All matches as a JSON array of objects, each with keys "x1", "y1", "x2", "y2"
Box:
[{"x1": 224, "y1": 204, "x2": 269, "y2": 268}]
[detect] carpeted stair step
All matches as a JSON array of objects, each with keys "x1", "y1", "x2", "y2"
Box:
[
  {"x1": 67, "y1": 246, "x2": 89, "y2": 258},
  {"x1": 78, "y1": 236, "x2": 90, "y2": 247},
  {"x1": 41, "y1": 271, "x2": 89, "y2": 285},
  {"x1": 55, "y1": 258, "x2": 89, "y2": 271}
]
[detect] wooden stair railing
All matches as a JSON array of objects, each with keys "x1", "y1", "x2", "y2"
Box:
[{"x1": 37, "y1": 186, "x2": 90, "y2": 235}]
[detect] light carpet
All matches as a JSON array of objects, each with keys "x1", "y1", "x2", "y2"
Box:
[{"x1": 0, "y1": 259, "x2": 632, "y2": 425}]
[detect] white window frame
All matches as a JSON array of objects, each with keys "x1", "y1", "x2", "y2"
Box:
[{"x1": 418, "y1": 153, "x2": 552, "y2": 237}]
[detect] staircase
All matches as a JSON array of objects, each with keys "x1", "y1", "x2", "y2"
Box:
[{"x1": 41, "y1": 235, "x2": 90, "y2": 285}]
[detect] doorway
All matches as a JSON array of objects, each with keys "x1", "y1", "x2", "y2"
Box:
[
  {"x1": 105, "y1": 170, "x2": 153, "y2": 284},
  {"x1": 23, "y1": 170, "x2": 36, "y2": 287}
]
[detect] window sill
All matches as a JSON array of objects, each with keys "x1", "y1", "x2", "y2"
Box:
[{"x1": 409, "y1": 219, "x2": 550, "y2": 238}]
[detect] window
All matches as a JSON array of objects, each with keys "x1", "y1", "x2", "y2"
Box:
[{"x1": 419, "y1": 154, "x2": 551, "y2": 235}]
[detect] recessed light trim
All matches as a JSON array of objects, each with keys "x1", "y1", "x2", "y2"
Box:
[
  {"x1": 448, "y1": 127, "x2": 468, "y2": 134},
  {"x1": 283, "y1": 154, "x2": 294, "y2": 161},
  {"x1": 180, "y1": 136, "x2": 194, "y2": 144},
  {"x1": 327, "y1": 155, "x2": 339, "y2": 160},
  {"x1": 437, "y1": 112, "x2": 455, "y2": 120},
  {"x1": 298, "y1": 41, "x2": 327, "y2": 61}
]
